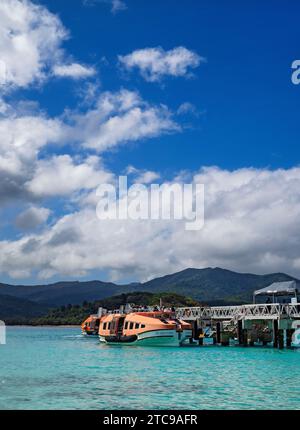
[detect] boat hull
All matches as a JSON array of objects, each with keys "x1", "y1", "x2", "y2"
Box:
[
  {"x1": 99, "y1": 329, "x2": 192, "y2": 346},
  {"x1": 81, "y1": 331, "x2": 98, "y2": 336}
]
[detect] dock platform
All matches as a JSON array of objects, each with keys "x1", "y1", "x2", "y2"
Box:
[{"x1": 176, "y1": 303, "x2": 300, "y2": 348}]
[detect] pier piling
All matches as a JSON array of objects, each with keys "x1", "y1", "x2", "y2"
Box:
[
  {"x1": 192, "y1": 320, "x2": 198, "y2": 341},
  {"x1": 242, "y1": 329, "x2": 248, "y2": 347},
  {"x1": 286, "y1": 329, "x2": 294, "y2": 348},
  {"x1": 273, "y1": 320, "x2": 279, "y2": 348},
  {"x1": 177, "y1": 302, "x2": 300, "y2": 349},
  {"x1": 221, "y1": 332, "x2": 230, "y2": 346},
  {"x1": 216, "y1": 322, "x2": 221, "y2": 344},
  {"x1": 198, "y1": 328, "x2": 204, "y2": 346},
  {"x1": 237, "y1": 320, "x2": 243, "y2": 345},
  {"x1": 278, "y1": 329, "x2": 284, "y2": 349}
]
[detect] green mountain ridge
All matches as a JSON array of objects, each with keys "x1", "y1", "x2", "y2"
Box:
[
  {"x1": 0, "y1": 294, "x2": 48, "y2": 321},
  {"x1": 140, "y1": 267, "x2": 298, "y2": 302},
  {"x1": 0, "y1": 267, "x2": 298, "y2": 316}
]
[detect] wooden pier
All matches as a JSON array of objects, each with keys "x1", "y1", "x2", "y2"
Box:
[{"x1": 176, "y1": 303, "x2": 300, "y2": 348}]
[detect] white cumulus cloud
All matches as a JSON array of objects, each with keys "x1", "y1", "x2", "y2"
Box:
[
  {"x1": 0, "y1": 89, "x2": 178, "y2": 204},
  {"x1": 0, "y1": 113, "x2": 65, "y2": 202},
  {"x1": 15, "y1": 206, "x2": 51, "y2": 230},
  {"x1": 26, "y1": 155, "x2": 113, "y2": 197},
  {"x1": 0, "y1": 0, "x2": 66, "y2": 88},
  {"x1": 126, "y1": 165, "x2": 160, "y2": 184},
  {"x1": 0, "y1": 0, "x2": 96, "y2": 89},
  {"x1": 53, "y1": 63, "x2": 96, "y2": 79},
  {"x1": 119, "y1": 46, "x2": 204, "y2": 82},
  {"x1": 67, "y1": 89, "x2": 180, "y2": 152},
  {"x1": 2, "y1": 166, "x2": 300, "y2": 281}
]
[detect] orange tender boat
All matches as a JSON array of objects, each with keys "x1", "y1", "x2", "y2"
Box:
[
  {"x1": 98, "y1": 310, "x2": 192, "y2": 346},
  {"x1": 81, "y1": 315, "x2": 102, "y2": 336}
]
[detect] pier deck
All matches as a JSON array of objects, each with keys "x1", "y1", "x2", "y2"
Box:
[
  {"x1": 176, "y1": 303, "x2": 300, "y2": 321},
  {"x1": 176, "y1": 303, "x2": 300, "y2": 348}
]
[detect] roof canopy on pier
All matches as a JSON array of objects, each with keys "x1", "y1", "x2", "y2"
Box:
[{"x1": 254, "y1": 280, "x2": 298, "y2": 297}]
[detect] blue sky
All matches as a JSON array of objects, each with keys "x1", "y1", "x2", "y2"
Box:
[
  {"x1": 31, "y1": 0, "x2": 300, "y2": 171},
  {"x1": 1, "y1": 0, "x2": 300, "y2": 284}
]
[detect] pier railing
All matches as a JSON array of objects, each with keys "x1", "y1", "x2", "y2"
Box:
[{"x1": 176, "y1": 303, "x2": 300, "y2": 321}]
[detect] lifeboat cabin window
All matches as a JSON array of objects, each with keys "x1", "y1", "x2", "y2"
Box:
[
  {"x1": 107, "y1": 322, "x2": 111, "y2": 330},
  {"x1": 129, "y1": 322, "x2": 134, "y2": 330},
  {"x1": 135, "y1": 323, "x2": 140, "y2": 329},
  {"x1": 141, "y1": 324, "x2": 145, "y2": 328},
  {"x1": 124, "y1": 322, "x2": 128, "y2": 329},
  {"x1": 103, "y1": 322, "x2": 107, "y2": 330}
]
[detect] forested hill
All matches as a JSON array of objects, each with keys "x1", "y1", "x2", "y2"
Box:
[
  {"x1": 5, "y1": 292, "x2": 200, "y2": 325},
  {"x1": 0, "y1": 267, "x2": 297, "y2": 313}
]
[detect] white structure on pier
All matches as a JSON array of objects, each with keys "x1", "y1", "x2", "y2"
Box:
[{"x1": 176, "y1": 303, "x2": 300, "y2": 321}]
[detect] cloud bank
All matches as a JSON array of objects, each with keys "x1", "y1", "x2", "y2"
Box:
[
  {"x1": 1, "y1": 166, "x2": 300, "y2": 281},
  {"x1": 0, "y1": 89, "x2": 178, "y2": 205}
]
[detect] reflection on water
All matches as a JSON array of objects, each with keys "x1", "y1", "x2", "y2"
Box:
[{"x1": 0, "y1": 327, "x2": 299, "y2": 410}]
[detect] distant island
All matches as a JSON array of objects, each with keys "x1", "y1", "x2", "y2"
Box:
[{"x1": 0, "y1": 267, "x2": 298, "y2": 325}]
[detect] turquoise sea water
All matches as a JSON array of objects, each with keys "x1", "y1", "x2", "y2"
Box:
[{"x1": 0, "y1": 327, "x2": 300, "y2": 410}]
